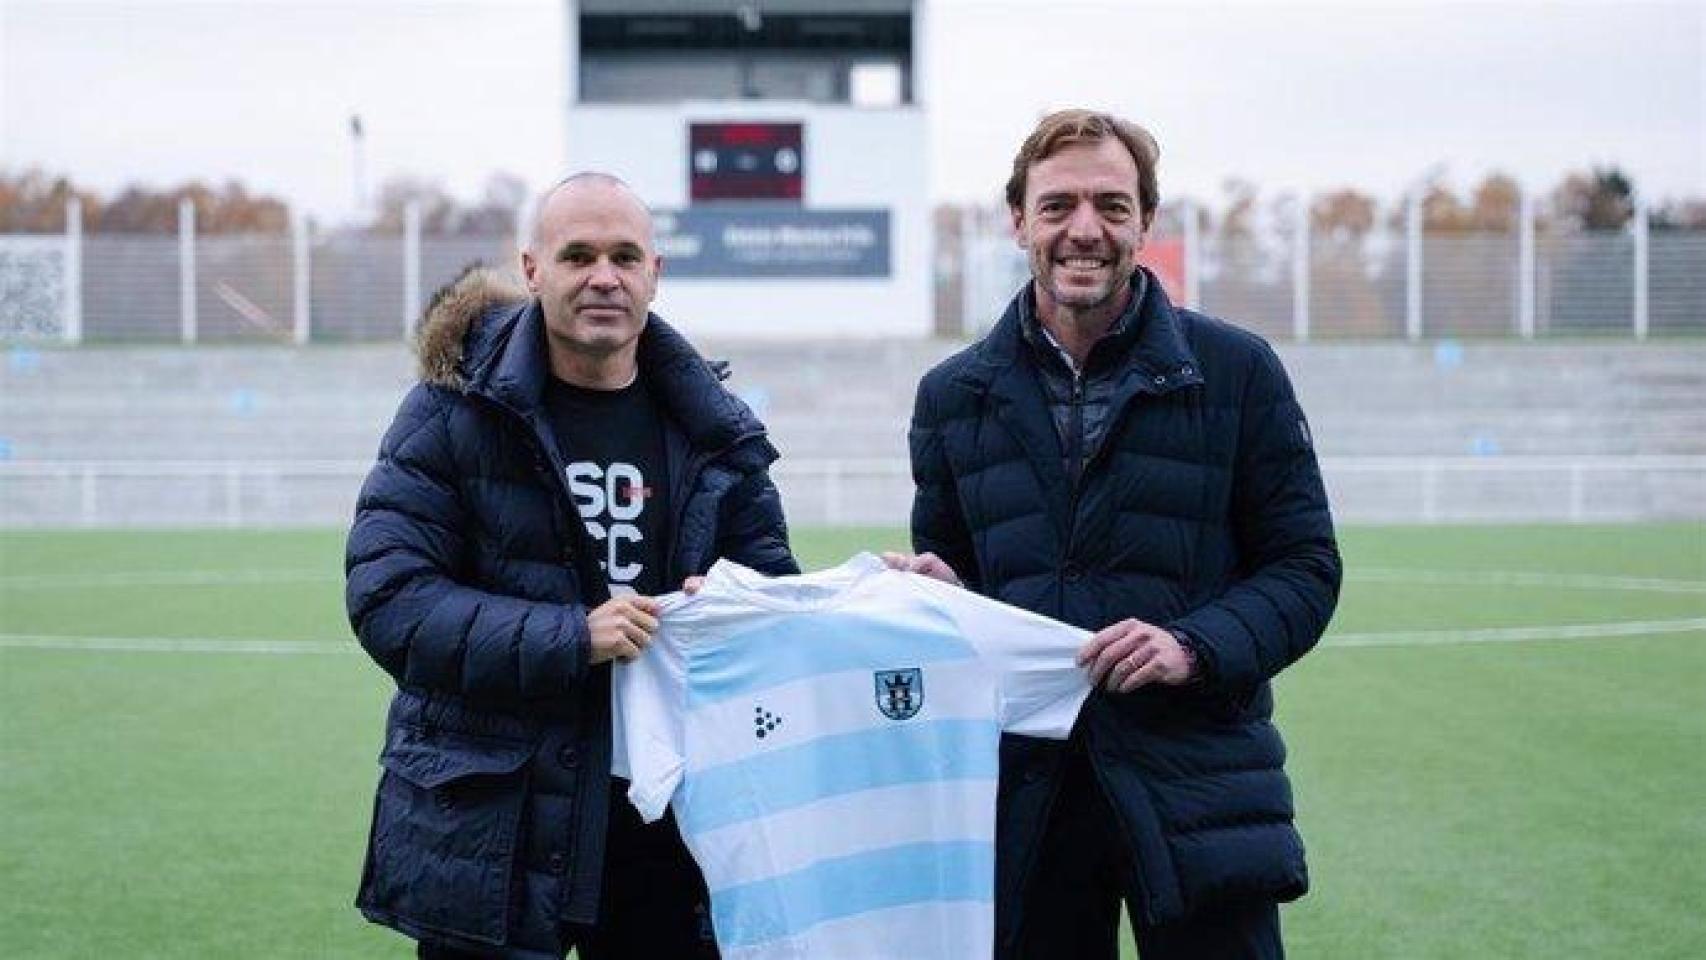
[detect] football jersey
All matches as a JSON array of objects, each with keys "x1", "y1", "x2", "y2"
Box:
[{"x1": 611, "y1": 553, "x2": 1091, "y2": 960}]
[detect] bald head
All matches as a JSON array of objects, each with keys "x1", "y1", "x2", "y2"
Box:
[
  {"x1": 520, "y1": 169, "x2": 663, "y2": 386},
  {"x1": 528, "y1": 172, "x2": 655, "y2": 251}
]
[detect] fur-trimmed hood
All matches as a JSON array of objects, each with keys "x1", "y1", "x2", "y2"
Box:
[
  {"x1": 410, "y1": 265, "x2": 769, "y2": 458},
  {"x1": 414, "y1": 266, "x2": 531, "y2": 390}
]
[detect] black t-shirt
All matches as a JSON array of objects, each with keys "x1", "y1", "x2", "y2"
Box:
[{"x1": 543, "y1": 375, "x2": 672, "y2": 598}]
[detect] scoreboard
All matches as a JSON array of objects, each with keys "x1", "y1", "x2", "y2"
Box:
[{"x1": 689, "y1": 122, "x2": 804, "y2": 203}]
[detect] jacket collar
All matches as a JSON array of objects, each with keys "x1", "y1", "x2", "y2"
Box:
[
  {"x1": 951, "y1": 267, "x2": 1203, "y2": 533},
  {"x1": 954, "y1": 265, "x2": 1203, "y2": 395},
  {"x1": 415, "y1": 266, "x2": 770, "y2": 462},
  {"x1": 464, "y1": 301, "x2": 771, "y2": 459},
  {"x1": 1018, "y1": 270, "x2": 1148, "y2": 377}
]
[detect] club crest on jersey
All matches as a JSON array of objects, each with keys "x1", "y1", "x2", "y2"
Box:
[{"x1": 874, "y1": 668, "x2": 923, "y2": 721}]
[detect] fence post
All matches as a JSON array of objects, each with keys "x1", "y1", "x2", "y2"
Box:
[
  {"x1": 1182, "y1": 198, "x2": 1201, "y2": 309},
  {"x1": 403, "y1": 200, "x2": 422, "y2": 338},
  {"x1": 178, "y1": 198, "x2": 197, "y2": 344},
  {"x1": 63, "y1": 197, "x2": 83, "y2": 344},
  {"x1": 1405, "y1": 191, "x2": 1423, "y2": 341},
  {"x1": 1292, "y1": 194, "x2": 1310, "y2": 342},
  {"x1": 1517, "y1": 188, "x2": 1536, "y2": 338},
  {"x1": 1632, "y1": 196, "x2": 1649, "y2": 341},
  {"x1": 292, "y1": 212, "x2": 311, "y2": 345}
]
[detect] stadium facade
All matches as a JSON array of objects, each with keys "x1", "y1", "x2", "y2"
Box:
[{"x1": 561, "y1": 0, "x2": 931, "y2": 338}]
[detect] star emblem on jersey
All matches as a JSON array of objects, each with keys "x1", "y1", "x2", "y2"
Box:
[
  {"x1": 874, "y1": 668, "x2": 923, "y2": 721},
  {"x1": 753, "y1": 705, "x2": 782, "y2": 739}
]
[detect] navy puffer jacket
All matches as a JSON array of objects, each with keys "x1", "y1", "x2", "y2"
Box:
[
  {"x1": 909, "y1": 268, "x2": 1341, "y2": 939},
  {"x1": 345, "y1": 268, "x2": 796, "y2": 958}
]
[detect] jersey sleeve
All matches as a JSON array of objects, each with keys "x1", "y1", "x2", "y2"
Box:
[
  {"x1": 904, "y1": 574, "x2": 1091, "y2": 740},
  {"x1": 611, "y1": 593, "x2": 693, "y2": 823}
]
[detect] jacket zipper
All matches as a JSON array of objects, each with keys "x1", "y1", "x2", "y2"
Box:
[
  {"x1": 1060, "y1": 376, "x2": 1159, "y2": 583},
  {"x1": 1057, "y1": 373, "x2": 1166, "y2": 926},
  {"x1": 669, "y1": 429, "x2": 765, "y2": 579},
  {"x1": 471, "y1": 390, "x2": 605, "y2": 920},
  {"x1": 1067, "y1": 375, "x2": 1086, "y2": 487},
  {"x1": 473, "y1": 393, "x2": 582, "y2": 532}
]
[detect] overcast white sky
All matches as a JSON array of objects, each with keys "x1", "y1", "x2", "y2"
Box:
[{"x1": 1, "y1": 0, "x2": 1701, "y2": 222}]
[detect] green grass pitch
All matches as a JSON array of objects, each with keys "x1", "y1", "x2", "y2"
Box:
[{"x1": 2, "y1": 524, "x2": 1702, "y2": 958}]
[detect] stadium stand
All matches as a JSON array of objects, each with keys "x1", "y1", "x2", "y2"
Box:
[{"x1": 2, "y1": 339, "x2": 1703, "y2": 527}]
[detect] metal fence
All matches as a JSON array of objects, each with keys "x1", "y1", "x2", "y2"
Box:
[
  {"x1": 0, "y1": 199, "x2": 517, "y2": 343},
  {"x1": 3, "y1": 196, "x2": 1702, "y2": 342},
  {"x1": 3, "y1": 456, "x2": 1702, "y2": 528},
  {"x1": 952, "y1": 199, "x2": 1705, "y2": 340}
]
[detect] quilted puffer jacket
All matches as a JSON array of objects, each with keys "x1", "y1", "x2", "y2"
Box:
[
  {"x1": 345, "y1": 267, "x2": 796, "y2": 958},
  {"x1": 909, "y1": 267, "x2": 1341, "y2": 941}
]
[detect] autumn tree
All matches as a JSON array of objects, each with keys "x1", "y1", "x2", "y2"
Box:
[
  {"x1": 1467, "y1": 173, "x2": 1521, "y2": 230},
  {"x1": 1551, "y1": 166, "x2": 1635, "y2": 230},
  {"x1": 1308, "y1": 187, "x2": 1391, "y2": 334},
  {"x1": 0, "y1": 170, "x2": 101, "y2": 232},
  {"x1": 98, "y1": 180, "x2": 289, "y2": 233}
]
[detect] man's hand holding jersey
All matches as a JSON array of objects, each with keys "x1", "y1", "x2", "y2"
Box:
[
  {"x1": 881, "y1": 551, "x2": 1196, "y2": 692},
  {"x1": 587, "y1": 595, "x2": 662, "y2": 665},
  {"x1": 879, "y1": 551, "x2": 963, "y2": 587}
]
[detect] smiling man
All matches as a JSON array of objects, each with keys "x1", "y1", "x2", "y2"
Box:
[
  {"x1": 345, "y1": 172, "x2": 796, "y2": 960},
  {"x1": 890, "y1": 111, "x2": 1342, "y2": 958}
]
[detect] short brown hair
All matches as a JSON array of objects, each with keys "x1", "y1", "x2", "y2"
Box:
[{"x1": 1004, "y1": 109, "x2": 1161, "y2": 227}]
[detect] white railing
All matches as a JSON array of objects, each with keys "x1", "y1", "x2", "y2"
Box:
[{"x1": 2, "y1": 457, "x2": 1702, "y2": 529}]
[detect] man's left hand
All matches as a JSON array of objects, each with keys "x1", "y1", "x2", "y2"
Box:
[
  {"x1": 1078, "y1": 619, "x2": 1196, "y2": 693},
  {"x1": 682, "y1": 576, "x2": 705, "y2": 595}
]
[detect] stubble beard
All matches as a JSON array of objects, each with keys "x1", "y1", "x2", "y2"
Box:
[{"x1": 1032, "y1": 248, "x2": 1128, "y2": 322}]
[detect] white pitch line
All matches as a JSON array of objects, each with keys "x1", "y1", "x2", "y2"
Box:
[
  {"x1": 1350, "y1": 567, "x2": 1706, "y2": 595},
  {"x1": 6, "y1": 566, "x2": 1703, "y2": 596},
  {"x1": 0, "y1": 635, "x2": 352, "y2": 655},
  {"x1": 0, "y1": 569, "x2": 336, "y2": 589},
  {"x1": 6, "y1": 618, "x2": 1705, "y2": 657},
  {"x1": 1326, "y1": 617, "x2": 1706, "y2": 648}
]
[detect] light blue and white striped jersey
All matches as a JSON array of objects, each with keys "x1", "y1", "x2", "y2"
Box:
[{"x1": 612, "y1": 553, "x2": 1090, "y2": 960}]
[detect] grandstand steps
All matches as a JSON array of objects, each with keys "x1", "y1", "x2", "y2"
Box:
[{"x1": 4, "y1": 341, "x2": 1703, "y2": 464}]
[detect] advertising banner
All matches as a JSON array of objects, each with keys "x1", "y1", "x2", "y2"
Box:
[{"x1": 654, "y1": 208, "x2": 891, "y2": 278}]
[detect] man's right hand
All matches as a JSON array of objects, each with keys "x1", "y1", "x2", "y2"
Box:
[
  {"x1": 880, "y1": 551, "x2": 963, "y2": 587},
  {"x1": 587, "y1": 595, "x2": 661, "y2": 665}
]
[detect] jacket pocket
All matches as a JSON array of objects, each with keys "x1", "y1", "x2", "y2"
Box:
[{"x1": 358, "y1": 726, "x2": 536, "y2": 945}]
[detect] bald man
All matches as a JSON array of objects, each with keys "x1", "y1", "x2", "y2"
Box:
[{"x1": 346, "y1": 173, "x2": 797, "y2": 959}]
